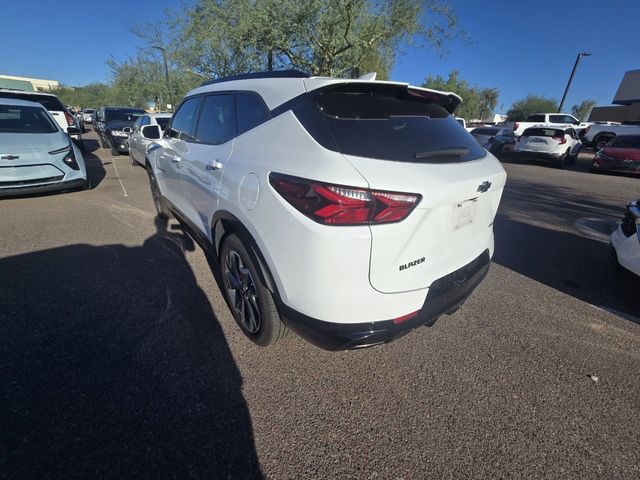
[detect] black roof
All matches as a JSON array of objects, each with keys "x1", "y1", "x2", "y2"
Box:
[{"x1": 199, "y1": 70, "x2": 309, "y2": 87}]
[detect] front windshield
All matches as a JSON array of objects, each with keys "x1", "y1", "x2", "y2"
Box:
[
  {"x1": 0, "y1": 104, "x2": 58, "y2": 134},
  {"x1": 105, "y1": 109, "x2": 145, "y2": 123}
]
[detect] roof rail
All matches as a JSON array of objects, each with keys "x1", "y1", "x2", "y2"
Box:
[{"x1": 200, "y1": 69, "x2": 309, "y2": 87}]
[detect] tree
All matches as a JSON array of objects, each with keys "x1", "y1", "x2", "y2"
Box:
[
  {"x1": 51, "y1": 83, "x2": 116, "y2": 109},
  {"x1": 422, "y1": 71, "x2": 499, "y2": 121},
  {"x1": 168, "y1": 0, "x2": 463, "y2": 80},
  {"x1": 506, "y1": 95, "x2": 558, "y2": 121},
  {"x1": 571, "y1": 99, "x2": 596, "y2": 121}
]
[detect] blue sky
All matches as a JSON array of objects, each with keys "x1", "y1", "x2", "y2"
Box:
[{"x1": 2, "y1": 0, "x2": 638, "y2": 113}]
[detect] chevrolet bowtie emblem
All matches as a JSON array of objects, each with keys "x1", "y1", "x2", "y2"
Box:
[{"x1": 477, "y1": 181, "x2": 491, "y2": 193}]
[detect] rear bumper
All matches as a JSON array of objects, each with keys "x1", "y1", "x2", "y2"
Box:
[
  {"x1": 513, "y1": 150, "x2": 564, "y2": 161},
  {"x1": 278, "y1": 250, "x2": 491, "y2": 350}
]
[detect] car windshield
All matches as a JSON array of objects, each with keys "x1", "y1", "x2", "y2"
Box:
[
  {"x1": 471, "y1": 128, "x2": 499, "y2": 135},
  {"x1": 105, "y1": 109, "x2": 145, "y2": 122},
  {"x1": 610, "y1": 136, "x2": 640, "y2": 148},
  {"x1": 156, "y1": 117, "x2": 170, "y2": 130},
  {"x1": 296, "y1": 84, "x2": 484, "y2": 163},
  {"x1": 522, "y1": 128, "x2": 563, "y2": 137},
  {"x1": 0, "y1": 104, "x2": 58, "y2": 133}
]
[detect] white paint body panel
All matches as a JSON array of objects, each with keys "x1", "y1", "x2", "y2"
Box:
[{"x1": 611, "y1": 227, "x2": 640, "y2": 276}]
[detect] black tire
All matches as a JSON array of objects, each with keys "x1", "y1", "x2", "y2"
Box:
[
  {"x1": 110, "y1": 141, "x2": 119, "y2": 156},
  {"x1": 220, "y1": 234, "x2": 288, "y2": 347},
  {"x1": 146, "y1": 167, "x2": 171, "y2": 220},
  {"x1": 557, "y1": 148, "x2": 570, "y2": 168}
]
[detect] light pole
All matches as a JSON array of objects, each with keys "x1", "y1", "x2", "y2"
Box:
[
  {"x1": 557, "y1": 52, "x2": 591, "y2": 113},
  {"x1": 152, "y1": 45, "x2": 171, "y2": 111}
]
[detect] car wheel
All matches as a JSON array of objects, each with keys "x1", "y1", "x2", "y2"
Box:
[
  {"x1": 558, "y1": 148, "x2": 570, "y2": 168},
  {"x1": 110, "y1": 142, "x2": 119, "y2": 156},
  {"x1": 220, "y1": 234, "x2": 288, "y2": 347},
  {"x1": 146, "y1": 167, "x2": 171, "y2": 220}
]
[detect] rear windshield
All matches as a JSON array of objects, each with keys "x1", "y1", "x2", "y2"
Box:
[
  {"x1": 610, "y1": 135, "x2": 640, "y2": 148},
  {"x1": 522, "y1": 128, "x2": 563, "y2": 137},
  {"x1": 156, "y1": 117, "x2": 170, "y2": 130},
  {"x1": 0, "y1": 92, "x2": 65, "y2": 112},
  {"x1": 471, "y1": 128, "x2": 499, "y2": 135},
  {"x1": 104, "y1": 109, "x2": 145, "y2": 122},
  {"x1": 0, "y1": 104, "x2": 58, "y2": 133},
  {"x1": 293, "y1": 84, "x2": 484, "y2": 163}
]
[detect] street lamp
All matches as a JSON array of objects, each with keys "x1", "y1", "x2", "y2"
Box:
[
  {"x1": 558, "y1": 52, "x2": 592, "y2": 113},
  {"x1": 152, "y1": 45, "x2": 172, "y2": 111}
]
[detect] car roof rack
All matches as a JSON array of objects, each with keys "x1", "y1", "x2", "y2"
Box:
[{"x1": 200, "y1": 69, "x2": 309, "y2": 87}]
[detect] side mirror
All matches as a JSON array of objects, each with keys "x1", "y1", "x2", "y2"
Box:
[
  {"x1": 123, "y1": 127, "x2": 132, "y2": 134},
  {"x1": 141, "y1": 125, "x2": 161, "y2": 140},
  {"x1": 67, "y1": 126, "x2": 81, "y2": 135}
]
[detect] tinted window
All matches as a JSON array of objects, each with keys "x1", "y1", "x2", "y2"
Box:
[
  {"x1": 522, "y1": 128, "x2": 564, "y2": 137},
  {"x1": 296, "y1": 84, "x2": 484, "y2": 163},
  {"x1": 0, "y1": 92, "x2": 65, "y2": 112},
  {"x1": 156, "y1": 117, "x2": 170, "y2": 130},
  {"x1": 195, "y1": 95, "x2": 236, "y2": 145},
  {"x1": 104, "y1": 109, "x2": 145, "y2": 123},
  {"x1": 168, "y1": 97, "x2": 201, "y2": 140},
  {"x1": 549, "y1": 115, "x2": 576, "y2": 124},
  {"x1": 471, "y1": 128, "x2": 499, "y2": 135},
  {"x1": 610, "y1": 135, "x2": 640, "y2": 148},
  {"x1": 236, "y1": 93, "x2": 269, "y2": 135},
  {"x1": 140, "y1": 116, "x2": 150, "y2": 127},
  {"x1": 527, "y1": 114, "x2": 545, "y2": 122},
  {"x1": 499, "y1": 129, "x2": 514, "y2": 137},
  {"x1": 0, "y1": 104, "x2": 58, "y2": 133}
]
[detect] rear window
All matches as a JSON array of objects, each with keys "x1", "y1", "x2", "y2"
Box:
[
  {"x1": 610, "y1": 136, "x2": 640, "y2": 148},
  {"x1": 0, "y1": 104, "x2": 58, "y2": 133},
  {"x1": 83, "y1": 109, "x2": 95, "y2": 114},
  {"x1": 522, "y1": 128, "x2": 563, "y2": 137},
  {"x1": 526, "y1": 114, "x2": 545, "y2": 122},
  {"x1": 104, "y1": 109, "x2": 145, "y2": 122},
  {"x1": 294, "y1": 84, "x2": 485, "y2": 163},
  {"x1": 471, "y1": 128, "x2": 499, "y2": 135},
  {"x1": 0, "y1": 92, "x2": 65, "y2": 112},
  {"x1": 156, "y1": 117, "x2": 170, "y2": 130}
]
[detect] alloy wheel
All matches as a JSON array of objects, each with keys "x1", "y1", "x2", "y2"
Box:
[{"x1": 223, "y1": 250, "x2": 261, "y2": 333}]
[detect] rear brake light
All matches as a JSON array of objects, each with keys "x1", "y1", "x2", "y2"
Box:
[
  {"x1": 64, "y1": 111, "x2": 75, "y2": 127},
  {"x1": 513, "y1": 122, "x2": 519, "y2": 131},
  {"x1": 269, "y1": 173, "x2": 421, "y2": 225},
  {"x1": 552, "y1": 135, "x2": 567, "y2": 144}
]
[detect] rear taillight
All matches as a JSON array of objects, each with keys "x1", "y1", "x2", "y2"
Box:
[
  {"x1": 552, "y1": 135, "x2": 567, "y2": 144},
  {"x1": 269, "y1": 173, "x2": 421, "y2": 226},
  {"x1": 513, "y1": 122, "x2": 519, "y2": 131},
  {"x1": 64, "y1": 111, "x2": 75, "y2": 127}
]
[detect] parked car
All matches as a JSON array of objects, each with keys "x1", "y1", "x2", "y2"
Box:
[
  {"x1": 0, "y1": 98, "x2": 87, "y2": 196},
  {"x1": 126, "y1": 113, "x2": 172, "y2": 167},
  {"x1": 82, "y1": 108, "x2": 95, "y2": 123},
  {"x1": 145, "y1": 70, "x2": 507, "y2": 350},
  {"x1": 581, "y1": 123, "x2": 640, "y2": 149},
  {"x1": 0, "y1": 89, "x2": 80, "y2": 139},
  {"x1": 591, "y1": 134, "x2": 640, "y2": 176},
  {"x1": 501, "y1": 112, "x2": 588, "y2": 137},
  {"x1": 66, "y1": 106, "x2": 84, "y2": 132},
  {"x1": 94, "y1": 106, "x2": 146, "y2": 155},
  {"x1": 470, "y1": 127, "x2": 516, "y2": 156},
  {"x1": 610, "y1": 199, "x2": 640, "y2": 278},
  {"x1": 513, "y1": 126, "x2": 582, "y2": 167}
]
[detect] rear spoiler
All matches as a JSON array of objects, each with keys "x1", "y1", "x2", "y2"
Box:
[{"x1": 407, "y1": 86, "x2": 462, "y2": 114}]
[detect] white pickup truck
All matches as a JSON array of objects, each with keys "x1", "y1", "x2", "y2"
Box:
[
  {"x1": 581, "y1": 122, "x2": 640, "y2": 149},
  {"x1": 501, "y1": 112, "x2": 589, "y2": 137}
]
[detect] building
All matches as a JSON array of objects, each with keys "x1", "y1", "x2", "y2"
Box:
[
  {"x1": 589, "y1": 69, "x2": 640, "y2": 123},
  {"x1": 0, "y1": 74, "x2": 60, "y2": 92}
]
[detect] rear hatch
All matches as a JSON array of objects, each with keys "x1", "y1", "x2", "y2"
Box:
[
  {"x1": 517, "y1": 127, "x2": 565, "y2": 153},
  {"x1": 294, "y1": 82, "x2": 507, "y2": 293}
]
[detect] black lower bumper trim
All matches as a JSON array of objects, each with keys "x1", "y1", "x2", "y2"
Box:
[{"x1": 278, "y1": 250, "x2": 491, "y2": 351}]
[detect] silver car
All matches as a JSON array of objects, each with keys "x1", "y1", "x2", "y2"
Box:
[
  {"x1": 0, "y1": 98, "x2": 87, "y2": 196},
  {"x1": 126, "y1": 112, "x2": 172, "y2": 167}
]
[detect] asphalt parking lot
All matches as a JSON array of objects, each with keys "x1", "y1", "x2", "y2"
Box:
[{"x1": 2, "y1": 131, "x2": 639, "y2": 479}]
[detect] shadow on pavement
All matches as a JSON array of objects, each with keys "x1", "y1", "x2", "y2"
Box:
[
  {"x1": 493, "y1": 180, "x2": 639, "y2": 321},
  {"x1": 82, "y1": 139, "x2": 107, "y2": 189},
  {"x1": 1, "y1": 217, "x2": 262, "y2": 479}
]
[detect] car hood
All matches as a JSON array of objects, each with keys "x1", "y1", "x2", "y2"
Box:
[
  {"x1": 603, "y1": 147, "x2": 640, "y2": 161},
  {"x1": 0, "y1": 132, "x2": 69, "y2": 155}
]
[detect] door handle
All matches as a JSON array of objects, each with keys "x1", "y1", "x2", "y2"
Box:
[{"x1": 206, "y1": 160, "x2": 223, "y2": 171}]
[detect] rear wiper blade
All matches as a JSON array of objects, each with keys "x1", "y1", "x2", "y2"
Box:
[{"x1": 414, "y1": 147, "x2": 469, "y2": 160}]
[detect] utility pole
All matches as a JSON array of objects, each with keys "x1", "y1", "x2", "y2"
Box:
[
  {"x1": 152, "y1": 46, "x2": 171, "y2": 111},
  {"x1": 558, "y1": 52, "x2": 591, "y2": 113}
]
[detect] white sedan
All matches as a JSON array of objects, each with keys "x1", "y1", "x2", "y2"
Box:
[{"x1": 610, "y1": 200, "x2": 640, "y2": 277}]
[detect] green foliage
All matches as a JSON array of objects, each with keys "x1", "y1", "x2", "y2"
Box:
[
  {"x1": 51, "y1": 83, "x2": 115, "y2": 109},
  {"x1": 571, "y1": 99, "x2": 596, "y2": 121},
  {"x1": 421, "y1": 71, "x2": 499, "y2": 120},
  {"x1": 506, "y1": 95, "x2": 558, "y2": 121}
]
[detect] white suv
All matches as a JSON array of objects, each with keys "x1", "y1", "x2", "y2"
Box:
[{"x1": 146, "y1": 71, "x2": 507, "y2": 350}]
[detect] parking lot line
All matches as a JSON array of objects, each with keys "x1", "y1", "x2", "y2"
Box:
[{"x1": 110, "y1": 157, "x2": 128, "y2": 197}]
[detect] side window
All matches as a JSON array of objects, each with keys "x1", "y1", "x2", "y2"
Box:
[
  {"x1": 565, "y1": 115, "x2": 577, "y2": 124},
  {"x1": 133, "y1": 116, "x2": 144, "y2": 131},
  {"x1": 195, "y1": 94, "x2": 236, "y2": 145},
  {"x1": 528, "y1": 114, "x2": 545, "y2": 122},
  {"x1": 168, "y1": 97, "x2": 201, "y2": 141},
  {"x1": 236, "y1": 93, "x2": 270, "y2": 135}
]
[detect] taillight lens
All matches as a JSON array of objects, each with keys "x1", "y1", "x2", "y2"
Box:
[
  {"x1": 64, "y1": 111, "x2": 75, "y2": 127},
  {"x1": 269, "y1": 173, "x2": 421, "y2": 226},
  {"x1": 552, "y1": 135, "x2": 567, "y2": 144}
]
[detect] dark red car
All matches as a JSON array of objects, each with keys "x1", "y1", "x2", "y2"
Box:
[{"x1": 591, "y1": 134, "x2": 640, "y2": 176}]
